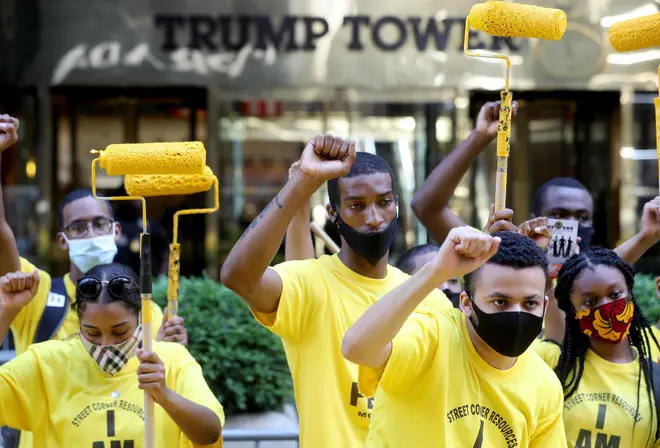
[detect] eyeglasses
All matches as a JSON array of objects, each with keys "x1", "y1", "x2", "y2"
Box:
[
  {"x1": 77, "y1": 276, "x2": 137, "y2": 300},
  {"x1": 63, "y1": 217, "x2": 114, "y2": 239}
]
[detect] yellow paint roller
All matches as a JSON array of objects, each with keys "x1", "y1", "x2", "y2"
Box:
[
  {"x1": 608, "y1": 13, "x2": 660, "y2": 192},
  {"x1": 310, "y1": 221, "x2": 340, "y2": 254},
  {"x1": 94, "y1": 141, "x2": 206, "y2": 176},
  {"x1": 90, "y1": 143, "x2": 208, "y2": 448},
  {"x1": 123, "y1": 166, "x2": 220, "y2": 317},
  {"x1": 465, "y1": 0, "x2": 567, "y2": 211},
  {"x1": 608, "y1": 13, "x2": 660, "y2": 52}
]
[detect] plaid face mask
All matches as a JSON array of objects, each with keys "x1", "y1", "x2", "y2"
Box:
[{"x1": 80, "y1": 325, "x2": 142, "y2": 375}]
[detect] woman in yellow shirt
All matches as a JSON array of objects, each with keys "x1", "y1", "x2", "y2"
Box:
[
  {"x1": 536, "y1": 247, "x2": 660, "y2": 447},
  {"x1": 0, "y1": 263, "x2": 224, "y2": 447}
]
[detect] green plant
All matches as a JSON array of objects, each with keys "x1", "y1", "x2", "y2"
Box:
[
  {"x1": 635, "y1": 274, "x2": 660, "y2": 324},
  {"x1": 152, "y1": 276, "x2": 293, "y2": 415}
]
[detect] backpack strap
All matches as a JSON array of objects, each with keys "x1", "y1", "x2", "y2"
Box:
[
  {"x1": 642, "y1": 358, "x2": 660, "y2": 441},
  {"x1": 33, "y1": 277, "x2": 69, "y2": 344}
]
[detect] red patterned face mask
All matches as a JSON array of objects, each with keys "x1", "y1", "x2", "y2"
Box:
[{"x1": 576, "y1": 298, "x2": 634, "y2": 344}]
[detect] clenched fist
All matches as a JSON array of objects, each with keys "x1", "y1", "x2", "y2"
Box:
[
  {"x1": 298, "y1": 134, "x2": 357, "y2": 183},
  {"x1": 0, "y1": 115, "x2": 19, "y2": 152},
  {"x1": 0, "y1": 270, "x2": 40, "y2": 314},
  {"x1": 432, "y1": 227, "x2": 501, "y2": 280}
]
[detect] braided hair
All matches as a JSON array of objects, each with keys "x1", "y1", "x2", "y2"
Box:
[{"x1": 554, "y1": 247, "x2": 660, "y2": 444}]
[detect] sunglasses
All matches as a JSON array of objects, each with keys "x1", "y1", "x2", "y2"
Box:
[{"x1": 77, "y1": 276, "x2": 137, "y2": 299}]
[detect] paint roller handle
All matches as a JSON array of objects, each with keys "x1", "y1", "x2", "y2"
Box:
[
  {"x1": 494, "y1": 92, "x2": 513, "y2": 212},
  {"x1": 310, "y1": 222, "x2": 340, "y2": 254},
  {"x1": 140, "y1": 233, "x2": 152, "y2": 295}
]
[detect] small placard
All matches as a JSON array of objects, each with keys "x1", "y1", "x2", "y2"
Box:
[
  {"x1": 547, "y1": 219, "x2": 579, "y2": 279},
  {"x1": 46, "y1": 292, "x2": 66, "y2": 308}
]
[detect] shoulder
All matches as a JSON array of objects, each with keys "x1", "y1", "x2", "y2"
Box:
[
  {"x1": 271, "y1": 257, "x2": 324, "y2": 276},
  {"x1": 27, "y1": 338, "x2": 80, "y2": 362}
]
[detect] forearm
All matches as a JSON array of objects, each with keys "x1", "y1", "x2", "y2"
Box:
[
  {"x1": 160, "y1": 390, "x2": 222, "y2": 446},
  {"x1": 342, "y1": 263, "x2": 443, "y2": 366},
  {"x1": 285, "y1": 201, "x2": 315, "y2": 261},
  {"x1": 0, "y1": 156, "x2": 20, "y2": 275},
  {"x1": 0, "y1": 308, "x2": 19, "y2": 344},
  {"x1": 412, "y1": 130, "x2": 491, "y2": 239},
  {"x1": 542, "y1": 290, "x2": 565, "y2": 344},
  {"x1": 220, "y1": 172, "x2": 320, "y2": 293},
  {"x1": 614, "y1": 231, "x2": 657, "y2": 264}
]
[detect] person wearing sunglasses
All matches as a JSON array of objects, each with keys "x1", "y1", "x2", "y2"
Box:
[{"x1": 0, "y1": 263, "x2": 224, "y2": 447}]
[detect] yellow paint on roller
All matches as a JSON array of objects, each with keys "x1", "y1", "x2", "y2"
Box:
[
  {"x1": 125, "y1": 166, "x2": 215, "y2": 197},
  {"x1": 608, "y1": 13, "x2": 660, "y2": 52},
  {"x1": 497, "y1": 91, "x2": 513, "y2": 158},
  {"x1": 96, "y1": 141, "x2": 206, "y2": 176},
  {"x1": 468, "y1": 1, "x2": 567, "y2": 40}
]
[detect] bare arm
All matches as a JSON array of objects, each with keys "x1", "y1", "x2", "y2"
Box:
[
  {"x1": 160, "y1": 389, "x2": 222, "y2": 445},
  {"x1": 614, "y1": 197, "x2": 660, "y2": 264},
  {"x1": 411, "y1": 131, "x2": 490, "y2": 242},
  {"x1": 0, "y1": 271, "x2": 40, "y2": 342},
  {"x1": 285, "y1": 161, "x2": 315, "y2": 261},
  {"x1": 0, "y1": 115, "x2": 22, "y2": 276},
  {"x1": 220, "y1": 135, "x2": 355, "y2": 314},
  {"x1": 341, "y1": 262, "x2": 443, "y2": 369},
  {"x1": 342, "y1": 228, "x2": 500, "y2": 369},
  {"x1": 285, "y1": 203, "x2": 315, "y2": 261}
]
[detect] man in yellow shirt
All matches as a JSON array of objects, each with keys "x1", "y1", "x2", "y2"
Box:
[
  {"x1": 221, "y1": 134, "x2": 452, "y2": 447},
  {"x1": 343, "y1": 228, "x2": 567, "y2": 447}
]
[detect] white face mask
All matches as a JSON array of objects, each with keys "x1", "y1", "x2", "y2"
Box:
[
  {"x1": 64, "y1": 232, "x2": 118, "y2": 273},
  {"x1": 80, "y1": 325, "x2": 142, "y2": 375}
]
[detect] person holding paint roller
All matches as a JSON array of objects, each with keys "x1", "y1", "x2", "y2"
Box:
[
  {"x1": 342, "y1": 228, "x2": 567, "y2": 447},
  {"x1": 221, "y1": 134, "x2": 453, "y2": 448},
  {"x1": 0, "y1": 263, "x2": 224, "y2": 447},
  {"x1": 0, "y1": 116, "x2": 185, "y2": 354},
  {"x1": 88, "y1": 138, "x2": 212, "y2": 448}
]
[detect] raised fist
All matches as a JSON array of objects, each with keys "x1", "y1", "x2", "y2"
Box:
[
  {"x1": 298, "y1": 134, "x2": 357, "y2": 183},
  {"x1": 0, "y1": 115, "x2": 19, "y2": 152},
  {"x1": 0, "y1": 270, "x2": 40, "y2": 314},
  {"x1": 432, "y1": 227, "x2": 500, "y2": 280}
]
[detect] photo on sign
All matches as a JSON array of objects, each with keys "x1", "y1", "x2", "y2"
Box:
[{"x1": 546, "y1": 219, "x2": 579, "y2": 278}]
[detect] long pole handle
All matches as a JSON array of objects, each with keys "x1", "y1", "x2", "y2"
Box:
[
  {"x1": 495, "y1": 91, "x2": 513, "y2": 212},
  {"x1": 140, "y1": 233, "x2": 155, "y2": 448},
  {"x1": 310, "y1": 222, "x2": 340, "y2": 254}
]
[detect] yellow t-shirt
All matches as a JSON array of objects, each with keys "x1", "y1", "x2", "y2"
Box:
[
  {"x1": 12, "y1": 257, "x2": 164, "y2": 355},
  {"x1": 534, "y1": 340, "x2": 660, "y2": 447},
  {"x1": 363, "y1": 309, "x2": 567, "y2": 447},
  {"x1": 0, "y1": 338, "x2": 224, "y2": 447},
  {"x1": 651, "y1": 326, "x2": 660, "y2": 362},
  {"x1": 252, "y1": 254, "x2": 451, "y2": 448}
]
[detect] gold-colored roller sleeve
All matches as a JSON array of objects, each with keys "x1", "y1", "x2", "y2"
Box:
[
  {"x1": 97, "y1": 141, "x2": 206, "y2": 176},
  {"x1": 608, "y1": 13, "x2": 660, "y2": 52},
  {"x1": 468, "y1": 1, "x2": 567, "y2": 40},
  {"x1": 125, "y1": 166, "x2": 215, "y2": 197}
]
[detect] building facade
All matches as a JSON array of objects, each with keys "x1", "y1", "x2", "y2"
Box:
[{"x1": 1, "y1": 0, "x2": 659, "y2": 275}]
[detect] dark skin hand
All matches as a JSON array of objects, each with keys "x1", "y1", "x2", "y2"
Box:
[
  {"x1": 157, "y1": 311, "x2": 188, "y2": 347},
  {"x1": 412, "y1": 101, "x2": 519, "y2": 243}
]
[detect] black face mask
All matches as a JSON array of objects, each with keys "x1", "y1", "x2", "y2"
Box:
[
  {"x1": 469, "y1": 295, "x2": 544, "y2": 357},
  {"x1": 335, "y1": 213, "x2": 398, "y2": 266},
  {"x1": 442, "y1": 289, "x2": 461, "y2": 309},
  {"x1": 577, "y1": 225, "x2": 594, "y2": 251}
]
